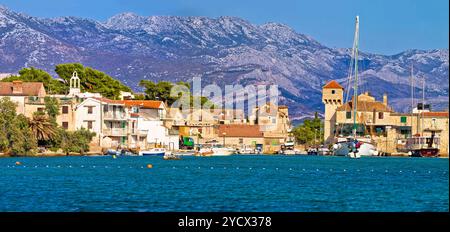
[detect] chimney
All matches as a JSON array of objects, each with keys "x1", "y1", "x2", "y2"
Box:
[
  {"x1": 383, "y1": 93, "x2": 388, "y2": 106},
  {"x1": 12, "y1": 81, "x2": 23, "y2": 94}
]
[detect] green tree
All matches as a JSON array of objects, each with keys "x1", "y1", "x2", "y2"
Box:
[
  {"x1": 55, "y1": 63, "x2": 131, "y2": 99},
  {"x1": 0, "y1": 98, "x2": 37, "y2": 155},
  {"x1": 292, "y1": 112, "x2": 324, "y2": 145},
  {"x1": 28, "y1": 114, "x2": 58, "y2": 145},
  {"x1": 44, "y1": 96, "x2": 60, "y2": 120},
  {"x1": 60, "y1": 128, "x2": 96, "y2": 155},
  {"x1": 1, "y1": 67, "x2": 67, "y2": 94},
  {"x1": 139, "y1": 80, "x2": 214, "y2": 108}
]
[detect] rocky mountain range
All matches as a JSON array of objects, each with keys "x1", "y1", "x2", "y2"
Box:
[{"x1": 1, "y1": 5, "x2": 448, "y2": 120}]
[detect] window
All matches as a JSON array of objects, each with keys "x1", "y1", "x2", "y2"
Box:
[
  {"x1": 62, "y1": 122, "x2": 69, "y2": 129},
  {"x1": 346, "y1": 111, "x2": 352, "y2": 119},
  {"x1": 331, "y1": 90, "x2": 335, "y2": 94},
  {"x1": 400, "y1": 116, "x2": 407, "y2": 123},
  {"x1": 239, "y1": 138, "x2": 243, "y2": 144},
  {"x1": 38, "y1": 107, "x2": 44, "y2": 112},
  {"x1": 62, "y1": 106, "x2": 69, "y2": 114},
  {"x1": 272, "y1": 118, "x2": 276, "y2": 124},
  {"x1": 378, "y1": 112, "x2": 384, "y2": 119},
  {"x1": 87, "y1": 121, "x2": 93, "y2": 130},
  {"x1": 87, "y1": 106, "x2": 93, "y2": 114}
]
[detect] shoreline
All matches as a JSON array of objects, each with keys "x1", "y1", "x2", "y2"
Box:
[{"x1": 1, "y1": 153, "x2": 448, "y2": 158}]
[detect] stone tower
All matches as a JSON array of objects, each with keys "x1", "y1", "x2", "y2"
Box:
[
  {"x1": 69, "y1": 71, "x2": 81, "y2": 96},
  {"x1": 322, "y1": 80, "x2": 344, "y2": 144}
]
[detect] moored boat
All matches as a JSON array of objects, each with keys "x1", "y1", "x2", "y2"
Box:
[
  {"x1": 211, "y1": 147, "x2": 235, "y2": 156},
  {"x1": 163, "y1": 152, "x2": 181, "y2": 160},
  {"x1": 406, "y1": 135, "x2": 440, "y2": 157},
  {"x1": 139, "y1": 148, "x2": 166, "y2": 156}
]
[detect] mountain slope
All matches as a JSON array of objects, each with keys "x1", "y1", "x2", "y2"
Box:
[{"x1": 1, "y1": 6, "x2": 448, "y2": 118}]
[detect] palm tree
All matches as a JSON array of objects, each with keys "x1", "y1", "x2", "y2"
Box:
[{"x1": 28, "y1": 113, "x2": 58, "y2": 143}]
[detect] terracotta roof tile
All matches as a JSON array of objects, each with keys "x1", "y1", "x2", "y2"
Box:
[
  {"x1": 422, "y1": 112, "x2": 449, "y2": 117},
  {"x1": 323, "y1": 80, "x2": 344, "y2": 89},
  {"x1": 0, "y1": 82, "x2": 45, "y2": 96},
  {"x1": 218, "y1": 124, "x2": 264, "y2": 138},
  {"x1": 336, "y1": 100, "x2": 393, "y2": 112},
  {"x1": 93, "y1": 97, "x2": 124, "y2": 104},
  {"x1": 122, "y1": 100, "x2": 163, "y2": 109}
]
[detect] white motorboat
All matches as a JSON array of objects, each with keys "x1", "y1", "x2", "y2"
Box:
[
  {"x1": 173, "y1": 150, "x2": 196, "y2": 156},
  {"x1": 239, "y1": 147, "x2": 255, "y2": 154},
  {"x1": 211, "y1": 147, "x2": 235, "y2": 156},
  {"x1": 138, "y1": 148, "x2": 166, "y2": 156}
]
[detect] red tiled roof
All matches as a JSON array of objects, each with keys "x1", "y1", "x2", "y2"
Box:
[
  {"x1": 337, "y1": 100, "x2": 393, "y2": 112},
  {"x1": 122, "y1": 100, "x2": 163, "y2": 109},
  {"x1": 92, "y1": 98, "x2": 163, "y2": 109},
  {"x1": 217, "y1": 124, "x2": 264, "y2": 138},
  {"x1": 323, "y1": 80, "x2": 344, "y2": 89},
  {"x1": 93, "y1": 97, "x2": 124, "y2": 104},
  {"x1": 422, "y1": 112, "x2": 449, "y2": 117},
  {"x1": 0, "y1": 82, "x2": 45, "y2": 96}
]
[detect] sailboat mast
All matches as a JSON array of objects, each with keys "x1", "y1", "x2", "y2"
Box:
[
  {"x1": 422, "y1": 75, "x2": 425, "y2": 136},
  {"x1": 352, "y1": 16, "x2": 360, "y2": 138},
  {"x1": 410, "y1": 65, "x2": 414, "y2": 134}
]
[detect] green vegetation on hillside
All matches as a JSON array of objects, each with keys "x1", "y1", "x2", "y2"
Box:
[
  {"x1": 1, "y1": 67, "x2": 67, "y2": 94},
  {"x1": 55, "y1": 63, "x2": 131, "y2": 99},
  {"x1": 139, "y1": 80, "x2": 214, "y2": 107},
  {"x1": 2, "y1": 63, "x2": 131, "y2": 99}
]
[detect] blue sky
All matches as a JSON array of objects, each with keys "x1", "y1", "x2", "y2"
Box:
[{"x1": 1, "y1": 0, "x2": 448, "y2": 55}]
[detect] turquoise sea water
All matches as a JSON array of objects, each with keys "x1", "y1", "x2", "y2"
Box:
[{"x1": 0, "y1": 155, "x2": 448, "y2": 212}]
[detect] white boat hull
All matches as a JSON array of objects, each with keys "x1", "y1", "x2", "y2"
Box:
[
  {"x1": 332, "y1": 142, "x2": 378, "y2": 157},
  {"x1": 211, "y1": 147, "x2": 235, "y2": 156}
]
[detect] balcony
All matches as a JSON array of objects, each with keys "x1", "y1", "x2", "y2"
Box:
[
  {"x1": 103, "y1": 128, "x2": 127, "y2": 136},
  {"x1": 103, "y1": 112, "x2": 127, "y2": 120},
  {"x1": 129, "y1": 129, "x2": 148, "y2": 136}
]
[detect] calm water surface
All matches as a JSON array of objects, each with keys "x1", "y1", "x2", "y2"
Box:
[{"x1": 0, "y1": 155, "x2": 448, "y2": 212}]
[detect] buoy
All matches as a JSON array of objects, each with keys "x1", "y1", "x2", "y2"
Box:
[
  {"x1": 112, "y1": 155, "x2": 117, "y2": 159},
  {"x1": 147, "y1": 164, "x2": 153, "y2": 169},
  {"x1": 15, "y1": 161, "x2": 21, "y2": 166}
]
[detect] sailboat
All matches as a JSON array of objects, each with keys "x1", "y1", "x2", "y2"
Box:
[
  {"x1": 331, "y1": 16, "x2": 378, "y2": 158},
  {"x1": 404, "y1": 69, "x2": 440, "y2": 157}
]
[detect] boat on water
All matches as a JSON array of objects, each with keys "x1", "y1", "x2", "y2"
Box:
[
  {"x1": 163, "y1": 152, "x2": 181, "y2": 160},
  {"x1": 333, "y1": 137, "x2": 378, "y2": 157},
  {"x1": 403, "y1": 67, "x2": 440, "y2": 158},
  {"x1": 105, "y1": 148, "x2": 137, "y2": 156},
  {"x1": 211, "y1": 146, "x2": 235, "y2": 156},
  {"x1": 406, "y1": 134, "x2": 440, "y2": 157},
  {"x1": 173, "y1": 150, "x2": 196, "y2": 156},
  {"x1": 138, "y1": 148, "x2": 166, "y2": 156},
  {"x1": 194, "y1": 144, "x2": 235, "y2": 156},
  {"x1": 239, "y1": 146, "x2": 256, "y2": 155},
  {"x1": 278, "y1": 141, "x2": 297, "y2": 155},
  {"x1": 331, "y1": 16, "x2": 378, "y2": 159}
]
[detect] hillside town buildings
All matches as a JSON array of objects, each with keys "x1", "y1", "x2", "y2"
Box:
[
  {"x1": 322, "y1": 80, "x2": 449, "y2": 156},
  {"x1": 0, "y1": 71, "x2": 292, "y2": 154}
]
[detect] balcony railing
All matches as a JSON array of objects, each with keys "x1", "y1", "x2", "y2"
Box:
[
  {"x1": 103, "y1": 112, "x2": 127, "y2": 120},
  {"x1": 103, "y1": 128, "x2": 127, "y2": 136}
]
